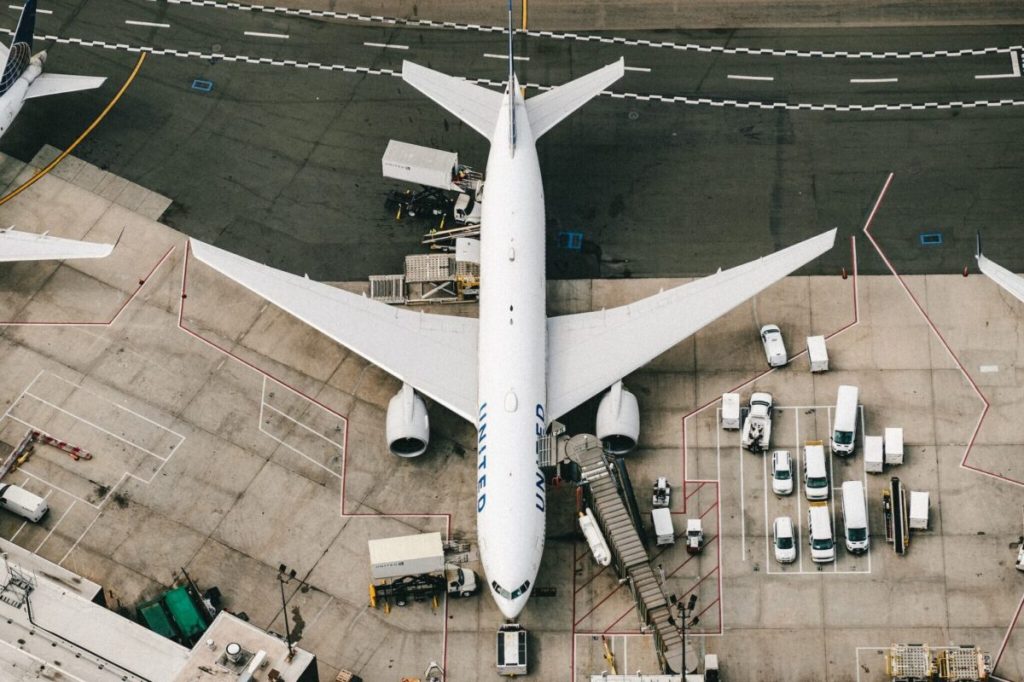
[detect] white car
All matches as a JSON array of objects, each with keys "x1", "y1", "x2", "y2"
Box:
[
  {"x1": 773, "y1": 516, "x2": 797, "y2": 563},
  {"x1": 760, "y1": 324, "x2": 788, "y2": 367},
  {"x1": 771, "y1": 450, "x2": 794, "y2": 495}
]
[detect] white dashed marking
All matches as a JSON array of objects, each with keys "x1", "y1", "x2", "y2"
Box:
[
  {"x1": 624, "y1": 66, "x2": 651, "y2": 73},
  {"x1": 727, "y1": 74, "x2": 774, "y2": 82},
  {"x1": 483, "y1": 53, "x2": 529, "y2": 61},
  {"x1": 850, "y1": 77, "x2": 899, "y2": 83},
  {"x1": 363, "y1": 41, "x2": 409, "y2": 50},
  {"x1": 125, "y1": 19, "x2": 170, "y2": 28},
  {"x1": 244, "y1": 30, "x2": 289, "y2": 39}
]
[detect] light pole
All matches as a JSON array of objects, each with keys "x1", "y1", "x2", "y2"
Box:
[
  {"x1": 277, "y1": 565, "x2": 298, "y2": 661},
  {"x1": 673, "y1": 593, "x2": 698, "y2": 677}
]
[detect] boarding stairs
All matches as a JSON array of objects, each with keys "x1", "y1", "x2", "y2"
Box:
[{"x1": 568, "y1": 434, "x2": 684, "y2": 673}]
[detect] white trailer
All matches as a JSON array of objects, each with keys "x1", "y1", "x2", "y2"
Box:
[
  {"x1": 721, "y1": 392, "x2": 741, "y2": 430},
  {"x1": 382, "y1": 140, "x2": 461, "y2": 191},
  {"x1": 369, "y1": 532, "x2": 445, "y2": 579},
  {"x1": 652, "y1": 507, "x2": 675, "y2": 546},
  {"x1": 885, "y1": 427, "x2": 905, "y2": 465},
  {"x1": 909, "y1": 491, "x2": 929, "y2": 530},
  {"x1": 807, "y1": 335, "x2": 829, "y2": 372},
  {"x1": 864, "y1": 435, "x2": 884, "y2": 473}
]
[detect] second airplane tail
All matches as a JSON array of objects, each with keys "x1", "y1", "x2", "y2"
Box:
[{"x1": 0, "y1": 0, "x2": 36, "y2": 94}]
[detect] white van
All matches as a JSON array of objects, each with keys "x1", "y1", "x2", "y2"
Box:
[
  {"x1": 652, "y1": 507, "x2": 675, "y2": 546},
  {"x1": 831, "y1": 385, "x2": 859, "y2": 455},
  {"x1": 0, "y1": 483, "x2": 48, "y2": 522},
  {"x1": 840, "y1": 481, "x2": 869, "y2": 553},
  {"x1": 807, "y1": 504, "x2": 835, "y2": 563},
  {"x1": 803, "y1": 442, "x2": 829, "y2": 500}
]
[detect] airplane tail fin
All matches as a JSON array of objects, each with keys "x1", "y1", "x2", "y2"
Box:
[
  {"x1": 11, "y1": 0, "x2": 34, "y2": 51},
  {"x1": 524, "y1": 58, "x2": 625, "y2": 139},
  {"x1": 402, "y1": 61, "x2": 504, "y2": 140},
  {"x1": 0, "y1": 0, "x2": 35, "y2": 95}
]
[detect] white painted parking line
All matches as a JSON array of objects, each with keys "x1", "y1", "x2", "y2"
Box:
[
  {"x1": 483, "y1": 52, "x2": 529, "y2": 61},
  {"x1": 975, "y1": 50, "x2": 1020, "y2": 79},
  {"x1": 727, "y1": 74, "x2": 774, "y2": 81},
  {"x1": 624, "y1": 66, "x2": 651, "y2": 73},
  {"x1": 980, "y1": 364, "x2": 1000, "y2": 373},
  {"x1": 125, "y1": 19, "x2": 170, "y2": 28},
  {"x1": 35, "y1": 500, "x2": 74, "y2": 553},
  {"x1": 363, "y1": 41, "x2": 408, "y2": 50},
  {"x1": 850, "y1": 77, "x2": 899, "y2": 83},
  {"x1": 8, "y1": 4, "x2": 50, "y2": 13},
  {"x1": 244, "y1": 30, "x2": 289, "y2": 39}
]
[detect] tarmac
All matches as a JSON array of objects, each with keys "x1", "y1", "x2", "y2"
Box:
[{"x1": 0, "y1": 149, "x2": 1022, "y2": 681}]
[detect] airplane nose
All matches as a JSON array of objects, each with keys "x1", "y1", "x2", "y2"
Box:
[{"x1": 496, "y1": 594, "x2": 524, "y2": 620}]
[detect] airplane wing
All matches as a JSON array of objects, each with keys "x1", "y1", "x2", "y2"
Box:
[
  {"x1": 545, "y1": 229, "x2": 837, "y2": 421},
  {"x1": 25, "y1": 73, "x2": 106, "y2": 100},
  {"x1": 0, "y1": 227, "x2": 113, "y2": 261},
  {"x1": 402, "y1": 61, "x2": 503, "y2": 139},
  {"x1": 189, "y1": 239, "x2": 479, "y2": 422},
  {"x1": 976, "y1": 233, "x2": 1024, "y2": 304}
]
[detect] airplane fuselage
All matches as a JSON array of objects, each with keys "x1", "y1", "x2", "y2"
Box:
[
  {"x1": 476, "y1": 86, "x2": 547, "y2": 620},
  {"x1": 0, "y1": 53, "x2": 43, "y2": 138}
]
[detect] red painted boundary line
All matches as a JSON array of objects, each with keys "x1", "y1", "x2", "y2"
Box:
[
  {"x1": 860, "y1": 173, "x2": 1024, "y2": 680},
  {"x1": 0, "y1": 244, "x2": 175, "y2": 326},
  {"x1": 178, "y1": 242, "x2": 452, "y2": 674}
]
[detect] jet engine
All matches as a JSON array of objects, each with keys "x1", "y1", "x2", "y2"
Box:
[
  {"x1": 386, "y1": 383, "x2": 429, "y2": 457},
  {"x1": 595, "y1": 381, "x2": 639, "y2": 454}
]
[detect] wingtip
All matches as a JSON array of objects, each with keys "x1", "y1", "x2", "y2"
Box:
[{"x1": 975, "y1": 231, "x2": 982, "y2": 261}]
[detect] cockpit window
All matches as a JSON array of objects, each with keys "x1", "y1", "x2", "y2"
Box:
[{"x1": 491, "y1": 579, "x2": 531, "y2": 600}]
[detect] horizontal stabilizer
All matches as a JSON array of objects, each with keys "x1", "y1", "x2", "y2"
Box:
[
  {"x1": 402, "y1": 61, "x2": 503, "y2": 140},
  {"x1": 525, "y1": 59, "x2": 624, "y2": 139},
  {"x1": 0, "y1": 227, "x2": 112, "y2": 261},
  {"x1": 25, "y1": 73, "x2": 106, "y2": 99}
]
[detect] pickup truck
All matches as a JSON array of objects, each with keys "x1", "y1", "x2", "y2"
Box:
[{"x1": 740, "y1": 392, "x2": 773, "y2": 453}]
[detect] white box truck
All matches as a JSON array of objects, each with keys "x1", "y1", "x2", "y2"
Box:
[
  {"x1": 652, "y1": 507, "x2": 675, "y2": 546},
  {"x1": 841, "y1": 481, "x2": 869, "y2": 553},
  {"x1": 909, "y1": 491, "x2": 929, "y2": 530},
  {"x1": 721, "y1": 392, "x2": 741, "y2": 430},
  {"x1": 368, "y1": 532, "x2": 478, "y2": 607},
  {"x1": 382, "y1": 140, "x2": 461, "y2": 191},
  {"x1": 0, "y1": 483, "x2": 48, "y2": 522},
  {"x1": 885, "y1": 427, "x2": 904, "y2": 465},
  {"x1": 864, "y1": 435, "x2": 884, "y2": 473},
  {"x1": 807, "y1": 335, "x2": 829, "y2": 372},
  {"x1": 831, "y1": 385, "x2": 859, "y2": 456}
]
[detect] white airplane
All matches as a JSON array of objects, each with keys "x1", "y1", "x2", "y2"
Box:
[
  {"x1": 190, "y1": 16, "x2": 837, "y2": 620},
  {"x1": 976, "y1": 233, "x2": 1024, "y2": 303},
  {"x1": 0, "y1": 0, "x2": 106, "y2": 140}
]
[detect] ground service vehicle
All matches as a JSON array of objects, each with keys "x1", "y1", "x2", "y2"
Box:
[
  {"x1": 841, "y1": 480, "x2": 869, "y2": 553},
  {"x1": 773, "y1": 516, "x2": 797, "y2": 563},
  {"x1": 685, "y1": 519, "x2": 705, "y2": 554},
  {"x1": 0, "y1": 483, "x2": 48, "y2": 522},
  {"x1": 741, "y1": 392, "x2": 774, "y2": 453},
  {"x1": 496, "y1": 624, "x2": 528, "y2": 676},
  {"x1": 368, "y1": 532, "x2": 478, "y2": 608},
  {"x1": 831, "y1": 385, "x2": 859, "y2": 455},
  {"x1": 803, "y1": 441, "x2": 829, "y2": 501},
  {"x1": 771, "y1": 450, "x2": 794, "y2": 495},
  {"x1": 653, "y1": 476, "x2": 671, "y2": 508},
  {"x1": 760, "y1": 324, "x2": 788, "y2": 367},
  {"x1": 652, "y1": 507, "x2": 675, "y2": 546},
  {"x1": 807, "y1": 503, "x2": 836, "y2": 563}
]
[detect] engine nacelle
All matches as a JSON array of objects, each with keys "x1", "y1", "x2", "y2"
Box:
[
  {"x1": 386, "y1": 383, "x2": 429, "y2": 457},
  {"x1": 595, "y1": 381, "x2": 639, "y2": 454}
]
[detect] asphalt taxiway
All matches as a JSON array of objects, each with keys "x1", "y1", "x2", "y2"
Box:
[{"x1": 1, "y1": 2, "x2": 1024, "y2": 281}]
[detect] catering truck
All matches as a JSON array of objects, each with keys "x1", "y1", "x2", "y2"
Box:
[{"x1": 368, "y1": 532, "x2": 478, "y2": 608}]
